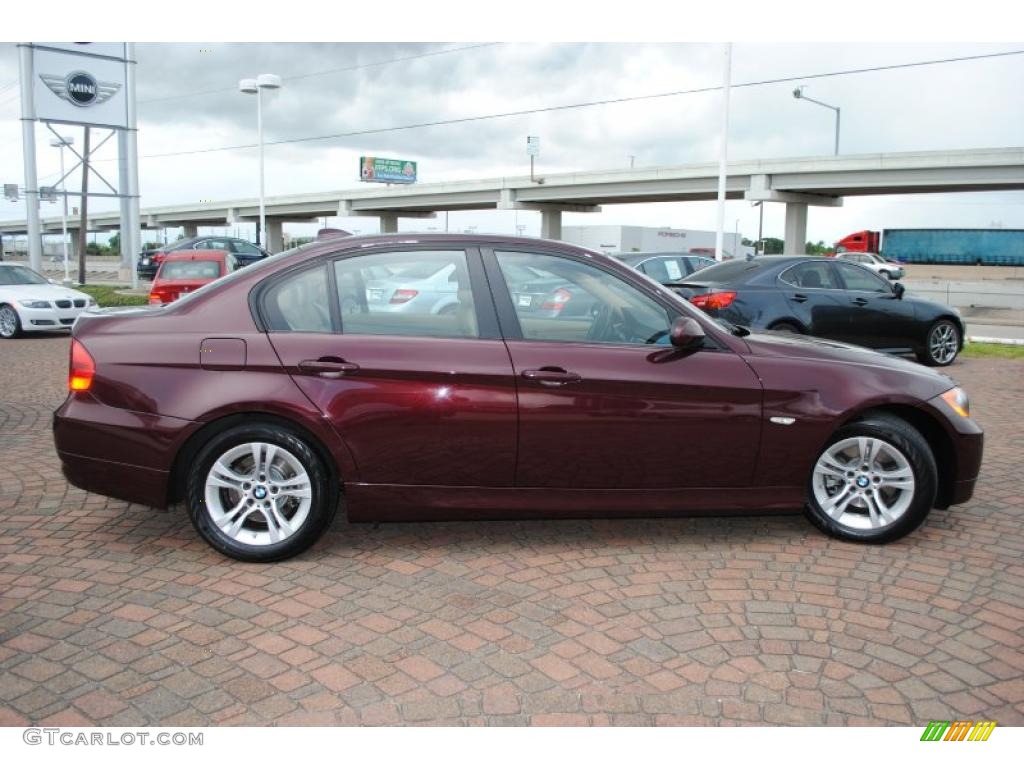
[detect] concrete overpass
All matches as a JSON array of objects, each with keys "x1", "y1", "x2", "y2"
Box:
[{"x1": 3, "y1": 146, "x2": 1023, "y2": 262}]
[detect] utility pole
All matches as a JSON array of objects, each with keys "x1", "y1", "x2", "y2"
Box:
[
  {"x1": 713, "y1": 43, "x2": 732, "y2": 262},
  {"x1": 77, "y1": 127, "x2": 90, "y2": 285}
]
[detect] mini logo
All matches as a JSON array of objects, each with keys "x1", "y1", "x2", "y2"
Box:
[
  {"x1": 39, "y1": 71, "x2": 121, "y2": 107},
  {"x1": 920, "y1": 720, "x2": 997, "y2": 742}
]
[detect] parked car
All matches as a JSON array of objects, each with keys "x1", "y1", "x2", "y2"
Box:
[
  {"x1": 137, "y1": 236, "x2": 270, "y2": 279},
  {"x1": 614, "y1": 251, "x2": 717, "y2": 282},
  {"x1": 836, "y1": 251, "x2": 905, "y2": 280},
  {"x1": 148, "y1": 250, "x2": 238, "y2": 305},
  {"x1": 667, "y1": 256, "x2": 963, "y2": 366},
  {"x1": 0, "y1": 264, "x2": 96, "y2": 339},
  {"x1": 55, "y1": 234, "x2": 982, "y2": 561}
]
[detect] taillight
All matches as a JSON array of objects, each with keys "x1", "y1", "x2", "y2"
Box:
[
  {"x1": 152, "y1": 252, "x2": 166, "y2": 263},
  {"x1": 689, "y1": 291, "x2": 737, "y2": 310},
  {"x1": 69, "y1": 339, "x2": 95, "y2": 392},
  {"x1": 390, "y1": 288, "x2": 419, "y2": 304},
  {"x1": 542, "y1": 288, "x2": 573, "y2": 311}
]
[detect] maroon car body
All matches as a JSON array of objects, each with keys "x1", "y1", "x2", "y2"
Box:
[{"x1": 53, "y1": 234, "x2": 982, "y2": 557}]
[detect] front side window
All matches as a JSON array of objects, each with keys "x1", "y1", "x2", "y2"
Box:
[
  {"x1": 333, "y1": 250, "x2": 478, "y2": 339},
  {"x1": 495, "y1": 251, "x2": 672, "y2": 346},
  {"x1": 262, "y1": 264, "x2": 332, "y2": 333},
  {"x1": 780, "y1": 261, "x2": 838, "y2": 290},
  {"x1": 834, "y1": 262, "x2": 890, "y2": 293}
]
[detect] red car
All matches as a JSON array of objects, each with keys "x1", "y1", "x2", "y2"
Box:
[
  {"x1": 54, "y1": 234, "x2": 983, "y2": 562},
  {"x1": 148, "y1": 250, "x2": 238, "y2": 305}
]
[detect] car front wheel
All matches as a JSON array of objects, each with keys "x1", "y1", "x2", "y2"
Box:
[
  {"x1": 917, "y1": 319, "x2": 960, "y2": 366},
  {"x1": 804, "y1": 414, "x2": 937, "y2": 543},
  {"x1": 186, "y1": 422, "x2": 337, "y2": 561},
  {"x1": 0, "y1": 304, "x2": 22, "y2": 339}
]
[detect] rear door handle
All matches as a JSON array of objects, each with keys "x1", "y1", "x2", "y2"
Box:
[
  {"x1": 298, "y1": 357, "x2": 360, "y2": 378},
  {"x1": 852, "y1": 298, "x2": 869, "y2": 306},
  {"x1": 522, "y1": 367, "x2": 582, "y2": 386},
  {"x1": 791, "y1": 294, "x2": 809, "y2": 303}
]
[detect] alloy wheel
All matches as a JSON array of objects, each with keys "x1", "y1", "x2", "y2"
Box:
[
  {"x1": 811, "y1": 436, "x2": 915, "y2": 531},
  {"x1": 929, "y1": 323, "x2": 959, "y2": 365},
  {"x1": 0, "y1": 307, "x2": 17, "y2": 337},
  {"x1": 202, "y1": 442, "x2": 313, "y2": 546}
]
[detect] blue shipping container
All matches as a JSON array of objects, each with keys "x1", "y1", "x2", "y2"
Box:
[{"x1": 881, "y1": 229, "x2": 1024, "y2": 266}]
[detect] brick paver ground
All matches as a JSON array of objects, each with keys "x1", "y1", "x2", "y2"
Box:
[{"x1": 1, "y1": 336, "x2": 1022, "y2": 726}]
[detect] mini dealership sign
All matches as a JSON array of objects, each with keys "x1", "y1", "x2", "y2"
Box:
[
  {"x1": 360, "y1": 156, "x2": 418, "y2": 184},
  {"x1": 31, "y1": 43, "x2": 128, "y2": 129}
]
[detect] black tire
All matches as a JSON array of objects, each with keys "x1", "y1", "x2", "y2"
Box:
[
  {"x1": 916, "y1": 318, "x2": 961, "y2": 367},
  {"x1": 186, "y1": 422, "x2": 337, "y2": 562},
  {"x1": 769, "y1": 321, "x2": 802, "y2": 334},
  {"x1": 804, "y1": 413, "x2": 937, "y2": 544},
  {"x1": 0, "y1": 304, "x2": 22, "y2": 339}
]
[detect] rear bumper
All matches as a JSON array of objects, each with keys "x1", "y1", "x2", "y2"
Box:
[{"x1": 53, "y1": 393, "x2": 196, "y2": 509}]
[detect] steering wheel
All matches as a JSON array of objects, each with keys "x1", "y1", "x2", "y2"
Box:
[{"x1": 587, "y1": 303, "x2": 633, "y2": 343}]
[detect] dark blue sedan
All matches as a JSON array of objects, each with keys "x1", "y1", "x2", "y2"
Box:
[{"x1": 666, "y1": 256, "x2": 964, "y2": 366}]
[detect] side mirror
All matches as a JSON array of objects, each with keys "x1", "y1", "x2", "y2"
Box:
[
  {"x1": 670, "y1": 316, "x2": 706, "y2": 350},
  {"x1": 893, "y1": 282, "x2": 905, "y2": 299}
]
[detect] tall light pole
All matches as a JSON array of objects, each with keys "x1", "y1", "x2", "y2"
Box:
[
  {"x1": 49, "y1": 135, "x2": 73, "y2": 284},
  {"x1": 793, "y1": 86, "x2": 840, "y2": 155},
  {"x1": 239, "y1": 74, "x2": 282, "y2": 248},
  {"x1": 713, "y1": 43, "x2": 732, "y2": 262}
]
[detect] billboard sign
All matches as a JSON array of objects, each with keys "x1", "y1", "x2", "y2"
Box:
[
  {"x1": 359, "y1": 156, "x2": 417, "y2": 184},
  {"x1": 32, "y1": 46, "x2": 128, "y2": 129}
]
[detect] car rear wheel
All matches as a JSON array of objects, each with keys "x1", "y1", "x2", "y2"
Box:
[
  {"x1": 186, "y1": 423, "x2": 337, "y2": 562},
  {"x1": 0, "y1": 304, "x2": 22, "y2": 339},
  {"x1": 769, "y1": 322, "x2": 801, "y2": 334},
  {"x1": 804, "y1": 414, "x2": 937, "y2": 543},
  {"x1": 917, "y1": 319, "x2": 960, "y2": 367}
]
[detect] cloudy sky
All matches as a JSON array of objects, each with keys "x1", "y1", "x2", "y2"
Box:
[{"x1": 1, "y1": 41, "x2": 1023, "y2": 245}]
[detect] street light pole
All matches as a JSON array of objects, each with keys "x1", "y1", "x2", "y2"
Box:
[
  {"x1": 793, "y1": 86, "x2": 840, "y2": 155},
  {"x1": 49, "y1": 135, "x2": 73, "y2": 284},
  {"x1": 239, "y1": 74, "x2": 282, "y2": 248}
]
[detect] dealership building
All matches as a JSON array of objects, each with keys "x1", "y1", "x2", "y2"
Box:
[{"x1": 562, "y1": 225, "x2": 752, "y2": 259}]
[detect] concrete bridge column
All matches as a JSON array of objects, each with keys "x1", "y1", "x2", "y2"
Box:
[
  {"x1": 265, "y1": 220, "x2": 285, "y2": 254},
  {"x1": 182, "y1": 223, "x2": 199, "y2": 238},
  {"x1": 540, "y1": 209, "x2": 562, "y2": 240},
  {"x1": 784, "y1": 203, "x2": 808, "y2": 255},
  {"x1": 379, "y1": 214, "x2": 398, "y2": 234}
]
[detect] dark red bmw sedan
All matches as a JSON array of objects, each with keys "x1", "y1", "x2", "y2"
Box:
[{"x1": 54, "y1": 234, "x2": 983, "y2": 561}]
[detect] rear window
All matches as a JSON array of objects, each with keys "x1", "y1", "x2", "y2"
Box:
[
  {"x1": 686, "y1": 259, "x2": 762, "y2": 282},
  {"x1": 159, "y1": 260, "x2": 222, "y2": 280}
]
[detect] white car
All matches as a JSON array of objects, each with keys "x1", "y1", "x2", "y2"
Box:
[
  {"x1": 836, "y1": 251, "x2": 905, "y2": 280},
  {"x1": 0, "y1": 264, "x2": 97, "y2": 339}
]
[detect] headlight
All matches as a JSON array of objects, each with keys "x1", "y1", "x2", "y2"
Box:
[
  {"x1": 86, "y1": 298, "x2": 96, "y2": 306},
  {"x1": 940, "y1": 387, "x2": 970, "y2": 419},
  {"x1": 19, "y1": 300, "x2": 50, "y2": 309}
]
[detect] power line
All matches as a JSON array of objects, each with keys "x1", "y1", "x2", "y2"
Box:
[
  {"x1": 138, "y1": 42, "x2": 500, "y2": 105},
  {"x1": 129, "y1": 47, "x2": 1024, "y2": 161}
]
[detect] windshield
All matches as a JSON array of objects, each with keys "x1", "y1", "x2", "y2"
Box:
[
  {"x1": 0, "y1": 265, "x2": 49, "y2": 286},
  {"x1": 159, "y1": 260, "x2": 222, "y2": 280}
]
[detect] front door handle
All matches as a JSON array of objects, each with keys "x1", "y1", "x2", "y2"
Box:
[
  {"x1": 298, "y1": 357, "x2": 360, "y2": 378},
  {"x1": 522, "y1": 367, "x2": 582, "y2": 386},
  {"x1": 791, "y1": 294, "x2": 809, "y2": 303},
  {"x1": 852, "y1": 297, "x2": 869, "y2": 307}
]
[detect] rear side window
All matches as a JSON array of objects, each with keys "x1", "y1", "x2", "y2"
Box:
[
  {"x1": 780, "y1": 261, "x2": 838, "y2": 289},
  {"x1": 159, "y1": 260, "x2": 222, "y2": 280},
  {"x1": 262, "y1": 264, "x2": 332, "y2": 333},
  {"x1": 333, "y1": 250, "x2": 478, "y2": 339}
]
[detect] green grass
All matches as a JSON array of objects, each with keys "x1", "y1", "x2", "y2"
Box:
[
  {"x1": 73, "y1": 284, "x2": 148, "y2": 307},
  {"x1": 962, "y1": 341, "x2": 1024, "y2": 359}
]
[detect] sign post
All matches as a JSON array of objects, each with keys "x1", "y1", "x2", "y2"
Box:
[
  {"x1": 527, "y1": 136, "x2": 540, "y2": 183},
  {"x1": 17, "y1": 42, "x2": 137, "y2": 282}
]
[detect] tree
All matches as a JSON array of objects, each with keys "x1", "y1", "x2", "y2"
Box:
[
  {"x1": 806, "y1": 240, "x2": 830, "y2": 255},
  {"x1": 108, "y1": 232, "x2": 120, "y2": 254},
  {"x1": 762, "y1": 237, "x2": 784, "y2": 255}
]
